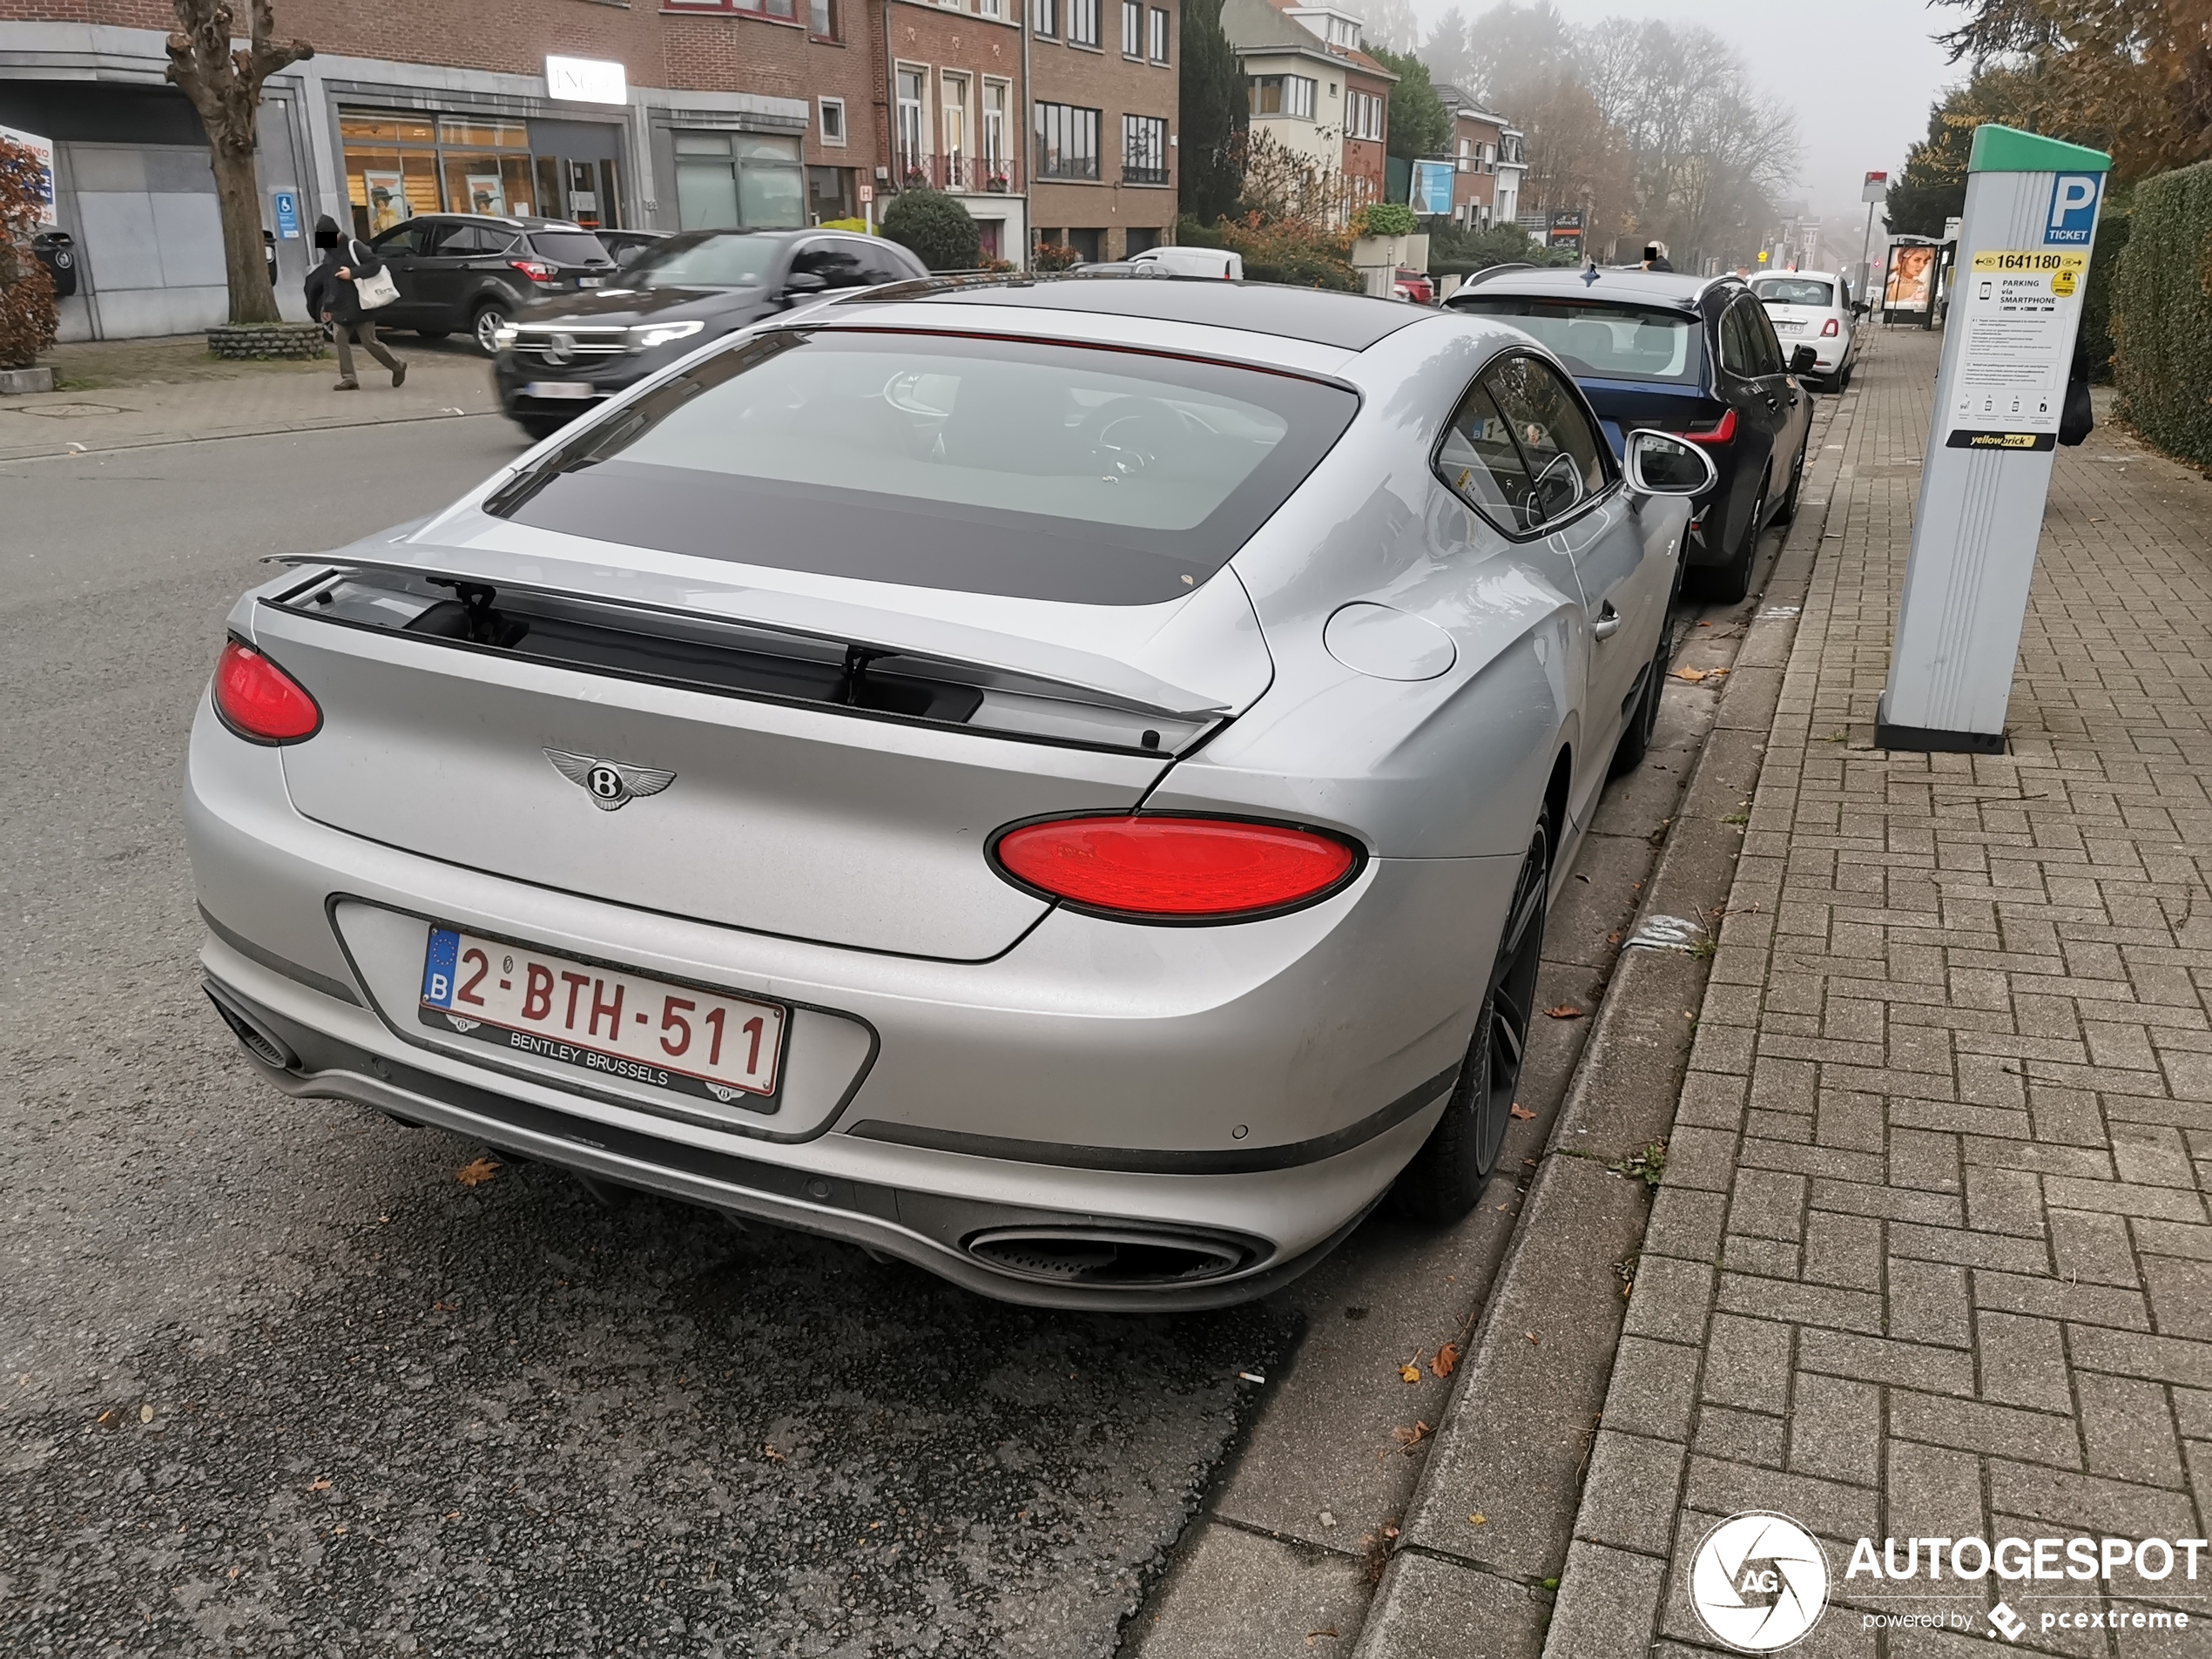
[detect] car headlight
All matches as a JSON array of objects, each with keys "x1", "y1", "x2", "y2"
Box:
[
  {"x1": 631, "y1": 320, "x2": 705, "y2": 350},
  {"x1": 491, "y1": 325, "x2": 520, "y2": 350}
]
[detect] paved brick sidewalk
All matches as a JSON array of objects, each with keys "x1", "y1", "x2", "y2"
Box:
[
  {"x1": 0, "y1": 336, "x2": 502, "y2": 462},
  {"x1": 1546, "y1": 327, "x2": 2212, "y2": 1656}
]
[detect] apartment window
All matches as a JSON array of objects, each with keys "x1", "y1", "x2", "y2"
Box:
[
  {"x1": 1066, "y1": 0, "x2": 1099, "y2": 46},
  {"x1": 667, "y1": 0, "x2": 799, "y2": 18},
  {"x1": 941, "y1": 70, "x2": 970, "y2": 181},
  {"x1": 1148, "y1": 6, "x2": 1169, "y2": 62},
  {"x1": 1121, "y1": 0, "x2": 1142, "y2": 56},
  {"x1": 1484, "y1": 142, "x2": 1496, "y2": 173},
  {"x1": 983, "y1": 79, "x2": 1010, "y2": 168},
  {"x1": 977, "y1": 0, "x2": 1001, "y2": 16},
  {"x1": 1035, "y1": 101, "x2": 1100, "y2": 179},
  {"x1": 896, "y1": 66, "x2": 927, "y2": 180},
  {"x1": 1347, "y1": 90, "x2": 1384, "y2": 142},
  {"x1": 1123, "y1": 114, "x2": 1168, "y2": 184},
  {"x1": 1456, "y1": 138, "x2": 1471, "y2": 173},
  {"x1": 1251, "y1": 75, "x2": 1316, "y2": 119},
  {"x1": 1029, "y1": 0, "x2": 1055, "y2": 32},
  {"x1": 809, "y1": 0, "x2": 836, "y2": 36},
  {"x1": 818, "y1": 98, "x2": 846, "y2": 146}
]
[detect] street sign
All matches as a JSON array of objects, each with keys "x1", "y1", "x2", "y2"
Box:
[
  {"x1": 1547, "y1": 209, "x2": 1583, "y2": 250},
  {"x1": 272, "y1": 190, "x2": 301, "y2": 239},
  {"x1": 858, "y1": 184, "x2": 873, "y2": 205},
  {"x1": 1942, "y1": 215, "x2": 1962, "y2": 243},
  {"x1": 1862, "y1": 171, "x2": 1888, "y2": 204},
  {"x1": 1877, "y1": 124, "x2": 2112, "y2": 753}
]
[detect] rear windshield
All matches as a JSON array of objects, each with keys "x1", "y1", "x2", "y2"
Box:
[
  {"x1": 622, "y1": 232, "x2": 780, "y2": 290},
  {"x1": 485, "y1": 329, "x2": 1358, "y2": 604},
  {"x1": 1754, "y1": 277, "x2": 1834, "y2": 307},
  {"x1": 1454, "y1": 297, "x2": 1704, "y2": 385},
  {"x1": 528, "y1": 231, "x2": 612, "y2": 265}
]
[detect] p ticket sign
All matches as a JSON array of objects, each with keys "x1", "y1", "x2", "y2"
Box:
[{"x1": 1943, "y1": 249, "x2": 2087, "y2": 450}]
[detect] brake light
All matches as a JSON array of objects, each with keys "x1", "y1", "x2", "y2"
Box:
[
  {"x1": 212, "y1": 639, "x2": 320, "y2": 743},
  {"x1": 510, "y1": 258, "x2": 556, "y2": 282},
  {"x1": 1821, "y1": 318, "x2": 1840, "y2": 337},
  {"x1": 1683, "y1": 408, "x2": 1737, "y2": 445},
  {"x1": 991, "y1": 815, "x2": 1360, "y2": 921}
]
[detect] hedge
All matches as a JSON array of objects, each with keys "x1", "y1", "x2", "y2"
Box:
[
  {"x1": 2111, "y1": 158, "x2": 2212, "y2": 464},
  {"x1": 2077, "y1": 206, "x2": 2128, "y2": 382}
]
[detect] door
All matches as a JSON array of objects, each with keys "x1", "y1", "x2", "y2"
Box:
[
  {"x1": 1748, "y1": 299, "x2": 1811, "y2": 471},
  {"x1": 1716, "y1": 297, "x2": 1787, "y2": 544},
  {"x1": 397, "y1": 218, "x2": 474, "y2": 326},
  {"x1": 367, "y1": 218, "x2": 439, "y2": 325}
]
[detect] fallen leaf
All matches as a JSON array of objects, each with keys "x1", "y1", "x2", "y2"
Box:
[
  {"x1": 455, "y1": 1157, "x2": 501, "y2": 1188},
  {"x1": 1431, "y1": 1342, "x2": 1460, "y2": 1378},
  {"x1": 138, "y1": 1404, "x2": 154, "y2": 1425},
  {"x1": 1673, "y1": 666, "x2": 1709, "y2": 682},
  {"x1": 307, "y1": 1478, "x2": 331, "y2": 1492},
  {"x1": 1306, "y1": 1630, "x2": 1340, "y2": 1644},
  {"x1": 1527, "y1": 1332, "x2": 1541, "y2": 1347},
  {"x1": 1469, "y1": 1513, "x2": 1487, "y2": 1525},
  {"x1": 762, "y1": 1444, "x2": 786, "y2": 1462},
  {"x1": 1543, "y1": 1004, "x2": 1584, "y2": 1020},
  {"x1": 1399, "y1": 1363, "x2": 1421, "y2": 1384},
  {"x1": 1392, "y1": 1422, "x2": 1427, "y2": 1451},
  {"x1": 1509, "y1": 1103, "x2": 1535, "y2": 1121}
]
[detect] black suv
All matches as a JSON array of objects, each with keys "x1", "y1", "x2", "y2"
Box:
[
  {"x1": 493, "y1": 228, "x2": 929, "y2": 439},
  {"x1": 1447, "y1": 267, "x2": 1817, "y2": 601},
  {"x1": 366, "y1": 214, "x2": 617, "y2": 355}
]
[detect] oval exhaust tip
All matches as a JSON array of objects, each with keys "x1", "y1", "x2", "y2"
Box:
[
  {"x1": 202, "y1": 983, "x2": 299, "y2": 1071},
  {"x1": 965, "y1": 1227, "x2": 1250, "y2": 1287}
]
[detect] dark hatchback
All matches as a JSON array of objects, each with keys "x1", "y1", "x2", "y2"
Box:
[
  {"x1": 1447, "y1": 267, "x2": 1816, "y2": 600},
  {"x1": 492, "y1": 228, "x2": 930, "y2": 439},
  {"x1": 368, "y1": 214, "x2": 617, "y2": 355}
]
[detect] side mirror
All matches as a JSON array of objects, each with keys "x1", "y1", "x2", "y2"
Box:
[
  {"x1": 782, "y1": 270, "x2": 828, "y2": 303},
  {"x1": 1852, "y1": 300, "x2": 1870, "y2": 317},
  {"x1": 1624, "y1": 428, "x2": 1719, "y2": 497},
  {"x1": 1788, "y1": 344, "x2": 1819, "y2": 375}
]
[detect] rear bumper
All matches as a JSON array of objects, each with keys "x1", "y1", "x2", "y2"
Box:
[{"x1": 186, "y1": 701, "x2": 1511, "y2": 1305}]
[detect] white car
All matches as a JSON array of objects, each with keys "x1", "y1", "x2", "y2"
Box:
[
  {"x1": 1751, "y1": 269, "x2": 1857, "y2": 390},
  {"x1": 1125, "y1": 246, "x2": 1245, "y2": 280}
]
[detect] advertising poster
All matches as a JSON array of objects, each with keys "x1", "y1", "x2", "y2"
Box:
[
  {"x1": 363, "y1": 170, "x2": 409, "y2": 233},
  {"x1": 465, "y1": 172, "x2": 507, "y2": 215},
  {"x1": 0, "y1": 122, "x2": 58, "y2": 227},
  {"x1": 1411, "y1": 159, "x2": 1453, "y2": 216},
  {"x1": 1885, "y1": 243, "x2": 1934, "y2": 312}
]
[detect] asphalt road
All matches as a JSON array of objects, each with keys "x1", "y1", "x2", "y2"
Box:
[{"x1": 0, "y1": 417, "x2": 1287, "y2": 1657}]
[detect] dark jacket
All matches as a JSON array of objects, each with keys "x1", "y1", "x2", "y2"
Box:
[{"x1": 305, "y1": 229, "x2": 386, "y2": 327}]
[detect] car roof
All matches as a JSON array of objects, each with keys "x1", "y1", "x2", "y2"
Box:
[
  {"x1": 1752, "y1": 268, "x2": 1840, "y2": 281},
  {"x1": 1453, "y1": 266, "x2": 1742, "y2": 309},
  {"x1": 847, "y1": 274, "x2": 1428, "y2": 351},
  {"x1": 415, "y1": 213, "x2": 599, "y2": 234}
]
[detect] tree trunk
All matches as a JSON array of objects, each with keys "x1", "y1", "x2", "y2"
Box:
[{"x1": 210, "y1": 138, "x2": 281, "y2": 324}]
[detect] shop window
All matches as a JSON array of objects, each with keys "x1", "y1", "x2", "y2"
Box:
[
  {"x1": 673, "y1": 131, "x2": 804, "y2": 232},
  {"x1": 807, "y1": 165, "x2": 855, "y2": 222}
]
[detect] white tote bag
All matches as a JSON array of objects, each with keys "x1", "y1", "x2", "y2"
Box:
[{"x1": 351, "y1": 240, "x2": 400, "y2": 311}]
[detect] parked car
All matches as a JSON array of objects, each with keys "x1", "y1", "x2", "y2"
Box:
[
  {"x1": 366, "y1": 214, "x2": 617, "y2": 355},
  {"x1": 1124, "y1": 245, "x2": 1245, "y2": 280},
  {"x1": 491, "y1": 228, "x2": 930, "y2": 438},
  {"x1": 188, "y1": 277, "x2": 1713, "y2": 1308},
  {"x1": 1393, "y1": 268, "x2": 1436, "y2": 305},
  {"x1": 595, "y1": 228, "x2": 671, "y2": 268},
  {"x1": 1448, "y1": 266, "x2": 1817, "y2": 602},
  {"x1": 1751, "y1": 269, "x2": 1858, "y2": 390}
]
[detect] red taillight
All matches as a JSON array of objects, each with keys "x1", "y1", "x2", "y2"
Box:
[
  {"x1": 1820, "y1": 318, "x2": 1840, "y2": 337},
  {"x1": 510, "y1": 258, "x2": 556, "y2": 282},
  {"x1": 1683, "y1": 408, "x2": 1737, "y2": 445},
  {"x1": 212, "y1": 639, "x2": 320, "y2": 743},
  {"x1": 992, "y1": 815, "x2": 1360, "y2": 921}
]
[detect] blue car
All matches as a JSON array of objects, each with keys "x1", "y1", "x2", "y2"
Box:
[{"x1": 1447, "y1": 266, "x2": 1817, "y2": 602}]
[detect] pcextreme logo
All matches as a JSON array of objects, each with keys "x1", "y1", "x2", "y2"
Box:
[{"x1": 1690, "y1": 1513, "x2": 1830, "y2": 1651}]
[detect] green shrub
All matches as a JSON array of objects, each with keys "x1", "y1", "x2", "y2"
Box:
[
  {"x1": 881, "y1": 188, "x2": 980, "y2": 272},
  {"x1": 1358, "y1": 202, "x2": 1419, "y2": 239},
  {"x1": 2078, "y1": 206, "x2": 2129, "y2": 382},
  {"x1": 2111, "y1": 158, "x2": 2212, "y2": 462},
  {"x1": 1032, "y1": 240, "x2": 1082, "y2": 272},
  {"x1": 1212, "y1": 214, "x2": 1357, "y2": 290}
]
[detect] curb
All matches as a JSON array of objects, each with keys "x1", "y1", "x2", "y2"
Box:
[
  {"x1": 1350, "y1": 382, "x2": 1857, "y2": 1659},
  {"x1": 0, "y1": 402, "x2": 502, "y2": 464}
]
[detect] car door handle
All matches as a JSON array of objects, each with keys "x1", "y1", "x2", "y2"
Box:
[{"x1": 1592, "y1": 602, "x2": 1622, "y2": 640}]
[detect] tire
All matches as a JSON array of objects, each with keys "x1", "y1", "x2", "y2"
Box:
[
  {"x1": 1609, "y1": 614, "x2": 1672, "y2": 777},
  {"x1": 1393, "y1": 808, "x2": 1551, "y2": 1224},
  {"x1": 1776, "y1": 436, "x2": 1807, "y2": 523},
  {"x1": 1691, "y1": 483, "x2": 1764, "y2": 605},
  {"x1": 514, "y1": 415, "x2": 569, "y2": 441},
  {"x1": 416, "y1": 328, "x2": 451, "y2": 341},
  {"x1": 470, "y1": 303, "x2": 509, "y2": 356},
  {"x1": 1837, "y1": 361, "x2": 1854, "y2": 391}
]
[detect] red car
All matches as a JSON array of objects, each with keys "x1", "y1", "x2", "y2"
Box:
[{"x1": 1393, "y1": 268, "x2": 1436, "y2": 306}]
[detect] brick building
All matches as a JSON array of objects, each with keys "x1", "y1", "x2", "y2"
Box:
[
  {"x1": 0, "y1": 0, "x2": 1026, "y2": 338},
  {"x1": 1024, "y1": 0, "x2": 1177, "y2": 263},
  {"x1": 1433, "y1": 84, "x2": 1523, "y2": 231}
]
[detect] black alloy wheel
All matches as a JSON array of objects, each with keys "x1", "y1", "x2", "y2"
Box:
[
  {"x1": 1695, "y1": 482, "x2": 1765, "y2": 605},
  {"x1": 1393, "y1": 809, "x2": 1552, "y2": 1224},
  {"x1": 1610, "y1": 611, "x2": 1674, "y2": 777},
  {"x1": 1777, "y1": 436, "x2": 1807, "y2": 523}
]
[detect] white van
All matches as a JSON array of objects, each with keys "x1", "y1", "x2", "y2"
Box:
[{"x1": 1124, "y1": 246, "x2": 1245, "y2": 280}]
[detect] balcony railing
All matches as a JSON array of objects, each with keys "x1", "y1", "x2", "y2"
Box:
[
  {"x1": 896, "y1": 152, "x2": 1022, "y2": 193},
  {"x1": 1122, "y1": 164, "x2": 1170, "y2": 185}
]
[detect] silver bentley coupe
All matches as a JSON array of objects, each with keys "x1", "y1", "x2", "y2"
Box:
[{"x1": 186, "y1": 276, "x2": 1714, "y2": 1308}]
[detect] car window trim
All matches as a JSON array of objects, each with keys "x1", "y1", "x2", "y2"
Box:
[{"x1": 1429, "y1": 347, "x2": 1622, "y2": 543}]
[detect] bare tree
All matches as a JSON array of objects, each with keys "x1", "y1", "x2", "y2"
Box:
[{"x1": 165, "y1": 0, "x2": 314, "y2": 326}]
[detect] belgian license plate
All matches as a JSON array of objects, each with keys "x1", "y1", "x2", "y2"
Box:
[
  {"x1": 523, "y1": 381, "x2": 597, "y2": 399},
  {"x1": 419, "y1": 927, "x2": 786, "y2": 1103},
  {"x1": 577, "y1": 276, "x2": 604, "y2": 287},
  {"x1": 1774, "y1": 320, "x2": 1804, "y2": 334}
]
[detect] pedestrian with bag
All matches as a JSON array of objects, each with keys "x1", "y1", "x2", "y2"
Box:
[{"x1": 305, "y1": 214, "x2": 407, "y2": 392}]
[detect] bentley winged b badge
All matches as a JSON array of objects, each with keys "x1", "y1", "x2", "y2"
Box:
[{"x1": 544, "y1": 749, "x2": 678, "y2": 811}]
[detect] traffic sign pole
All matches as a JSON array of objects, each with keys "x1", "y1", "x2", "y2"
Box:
[{"x1": 1875, "y1": 125, "x2": 2111, "y2": 753}]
